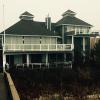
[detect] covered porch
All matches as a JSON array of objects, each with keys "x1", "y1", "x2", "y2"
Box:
[{"x1": 4, "y1": 52, "x2": 73, "y2": 69}]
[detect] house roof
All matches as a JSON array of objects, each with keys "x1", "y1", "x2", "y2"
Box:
[
  {"x1": 1, "y1": 20, "x2": 59, "y2": 36},
  {"x1": 56, "y1": 16, "x2": 92, "y2": 27},
  {"x1": 62, "y1": 10, "x2": 76, "y2": 17},
  {"x1": 66, "y1": 10, "x2": 76, "y2": 13},
  {"x1": 20, "y1": 11, "x2": 33, "y2": 17}
]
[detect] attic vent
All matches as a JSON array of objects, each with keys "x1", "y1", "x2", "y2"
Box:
[
  {"x1": 19, "y1": 11, "x2": 34, "y2": 20},
  {"x1": 62, "y1": 10, "x2": 76, "y2": 17}
]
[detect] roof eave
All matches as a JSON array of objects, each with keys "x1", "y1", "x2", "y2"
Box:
[
  {"x1": 0, "y1": 34, "x2": 61, "y2": 38},
  {"x1": 56, "y1": 24, "x2": 93, "y2": 27}
]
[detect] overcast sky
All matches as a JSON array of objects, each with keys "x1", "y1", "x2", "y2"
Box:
[{"x1": 0, "y1": 0, "x2": 100, "y2": 32}]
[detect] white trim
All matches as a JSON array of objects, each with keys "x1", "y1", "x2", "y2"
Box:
[
  {"x1": 3, "y1": 54, "x2": 6, "y2": 71},
  {"x1": 1, "y1": 34, "x2": 61, "y2": 38},
  {"x1": 26, "y1": 54, "x2": 30, "y2": 67},
  {"x1": 46, "y1": 53, "x2": 48, "y2": 65},
  {"x1": 83, "y1": 37, "x2": 85, "y2": 51},
  {"x1": 20, "y1": 15, "x2": 33, "y2": 17},
  {"x1": 62, "y1": 25, "x2": 64, "y2": 43},
  {"x1": 56, "y1": 24, "x2": 92, "y2": 27}
]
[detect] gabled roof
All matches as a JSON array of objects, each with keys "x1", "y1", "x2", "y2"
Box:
[
  {"x1": 56, "y1": 16, "x2": 92, "y2": 27},
  {"x1": 1, "y1": 20, "x2": 59, "y2": 36}
]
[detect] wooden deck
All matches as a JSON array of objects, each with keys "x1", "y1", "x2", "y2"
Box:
[{"x1": 0, "y1": 73, "x2": 10, "y2": 100}]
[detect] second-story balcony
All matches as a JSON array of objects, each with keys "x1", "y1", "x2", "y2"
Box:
[{"x1": 4, "y1": 44, "x2": 74, "y2": 52}]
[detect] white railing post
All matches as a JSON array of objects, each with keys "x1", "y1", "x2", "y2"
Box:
[
  {"x1": 56, "y1": 44, "x2": 57, "y2": 51},
  {"x1": 26, "y1": 54, "x2": 30, "y2": 67},
  {"x1": 13, "y1": 44, "x2": 15, "y2": 51},
  {"x1": 3, "y1": 53, "x2": 6, "y2": 71},
  {"x1": 23, "y1": 44, "x2": 24, "y2": 51},
  {"x1": 40, "y1": 44, "x2": 41, "y2": 51},
  {"x1": 48, "y1": 44, "x2": 49, "y2": 51},
  {"x1": 63, "y1": 44, "x2": 64, "y2": 51}
]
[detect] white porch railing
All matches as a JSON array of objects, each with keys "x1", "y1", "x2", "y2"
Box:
[
  {"x1": 5, "y1": 44, "x2": 73, "y2": 52},
  {"x1": 15, "y1": 61, "x2": 72, "y2": 69}
]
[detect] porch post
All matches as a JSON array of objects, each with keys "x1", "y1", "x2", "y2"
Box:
[
  {"x1": 72, "y1": 35, "x2": 74, "y2": 50},
  {"x1": 83, "y1": 37, "x2": 85, "y2": 51},
  {"x1": 3, "y1": 54, "x2": 6, "y2": 71},
  {"x1": 64, "y1": 53, "x2": 66, "y2": 62},
  {"x1": 72, "y1": 51, "x2": 74, "y2": 63},
  {"x1": 83, "y1": 37, "x2": 85, "y2": 63},
  {"x1": 26, "y1": 54, "x2": 30, "y2": 67},
  {"x1": 46, "y1": 53, "x2": 48, "y2": 66}
]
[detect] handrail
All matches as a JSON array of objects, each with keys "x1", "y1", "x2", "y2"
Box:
[
  {"x1": 5, "y1": 44, "x2": 73, "y2": 51},
  {"x1": 5, "y1": 71, "x2": 20, "y2": 100},
  {"x1": 16, "y1": 61, "x2": 72, "y2": 69}
]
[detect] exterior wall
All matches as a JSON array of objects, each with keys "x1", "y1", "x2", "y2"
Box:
[
  {"x1": 74, "y1": 37, "x2": 90, "y2": 51},
  {"x1": 5, "y1": 36, "x2": 23, "y2": 44},
  {"x1": 90, "y1": 37, "x2": 95, "y2": 49},
  {"x1": 5, "y1": 35, "x2": 57, "y2": 45},
  {"x1": 85, "y1": 37, "x2": 90, "y2": 51},
  {"x1": 74, "y1": 37, "x2": 83, "y2": 51},
  {"x1": 90, "y1": 36, "x2": 100, "y2": 49},
  {"x1": 14, "y1": 55, "x2": 23, "y2": 65},
  {"x1": 64, "y1": 36, "x2": 72, "y2": 44},
  {"x1": 64, "y1": 25, "x2": 90, "y2": 34}
]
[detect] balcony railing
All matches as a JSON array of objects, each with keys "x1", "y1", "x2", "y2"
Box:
[
  {"x1": 15, "y1": 61, "x2": 72, "y2": 69},
  {"x1": 5, "y1": 44, "x2": 73, "y2": 52}
]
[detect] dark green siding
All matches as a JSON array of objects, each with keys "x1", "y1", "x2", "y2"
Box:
[
  {"x1": 85, "y1": 37, "x2": 90, "y2": 51},
  {"x1": 74, "y1": 37, "x2": 83, "y2": 51}
]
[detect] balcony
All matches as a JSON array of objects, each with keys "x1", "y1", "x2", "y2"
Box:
[{"x1": 4, "y1": 44, "x2": 73, "y2": 52}]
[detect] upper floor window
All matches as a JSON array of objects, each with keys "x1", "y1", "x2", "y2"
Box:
[{"x1": 66, "y1": 36, "x2": 72, "y2": 44}]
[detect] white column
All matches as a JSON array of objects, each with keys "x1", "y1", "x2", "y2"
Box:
[
  {"x1": 62, "y1": 25, "x2": 64, "y2": 44},
  {"x1": 84, "y1": 28, "x2": 86, "y2": 34},
  {"x1": 26, "y1": 54, "x2": 30, "y2": 67},
  {"x1": 75, "y1": 27, "x2": 76, "y2": 35},
  {"x1": 79, "y1": 28, "x2": 80, "y2": 34},
  {"x1": 83, "y1": 37, "x2": 85, "y2": 51},
  {"x1": 72, "y1": 36, "x2": 74, "y2": 50},
  {"x1": 3, "y1": 54, "x2": 6, "y2": 71},
  {"x1": 46, "y1": 53, "x2": 48, "y2": 66},
  {"x1": 64, "y1": 53, "x2": 66, "y2": 62},
  {"x1": 72, "y1": 51, "x2": 74, "y2": 63},
  {"x1": 83, "y1": 37, "x2": 86, "y2": 63}
]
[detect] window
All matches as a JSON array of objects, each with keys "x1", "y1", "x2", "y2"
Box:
[{"x1": 66, "y1": 36, "x2": 72, "y2": 44}]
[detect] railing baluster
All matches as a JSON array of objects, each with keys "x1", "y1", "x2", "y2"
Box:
[{"x1": 56, "y1": 44, "x2": 57, "y2": 51}]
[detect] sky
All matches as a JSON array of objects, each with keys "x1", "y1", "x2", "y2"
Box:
[{"x1": 0, "y1": 0, "x2": 100, "y2": 32}]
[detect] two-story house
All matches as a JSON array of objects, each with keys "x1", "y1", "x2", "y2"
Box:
[
  {"x1": 1, "y1": 11, "x2": 74, "y2": 70},
  {"x1": 0, "y1": 10, "x2": 92, "y2": 71},
  {"x1": 55, "y1": 10, "x2": 92, "y2": 63}
]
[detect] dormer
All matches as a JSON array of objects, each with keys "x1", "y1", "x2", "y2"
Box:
[
  {"x1": 62, "y1": 10, "x2": 76, "y2": 17},
  {"x1": 19, "y1": 11, "x2": 34, "y2": 20}
]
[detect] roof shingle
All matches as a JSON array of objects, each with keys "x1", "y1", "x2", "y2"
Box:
[
  {"x1": 1, "y1": 20, "x2": 58, "y2": 36},
  {"x1": 56, "y1": 16, "x2": 92, "y2": 27}
]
